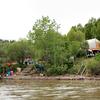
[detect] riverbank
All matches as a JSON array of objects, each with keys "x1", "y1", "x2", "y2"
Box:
[{"x1": 2, "y1": 75, "x2": 100, "y2": 80}]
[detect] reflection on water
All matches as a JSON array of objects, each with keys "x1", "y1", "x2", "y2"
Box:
[{"x1": 0, "y1": 79, "x2": 100, "y2": 100}]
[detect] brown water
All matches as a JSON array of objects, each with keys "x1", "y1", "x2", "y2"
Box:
[{"x1": 0, "y1": 79, "x2": 100, "y2": 100}]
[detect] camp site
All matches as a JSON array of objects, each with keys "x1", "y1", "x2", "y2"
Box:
[{"x1": 0, "y1": 0, "x2": 100, "y2": 99}]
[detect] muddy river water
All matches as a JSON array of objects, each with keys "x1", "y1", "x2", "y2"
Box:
[{"x1": 0, "y1": 79, "x2": 100, "y2": 100}]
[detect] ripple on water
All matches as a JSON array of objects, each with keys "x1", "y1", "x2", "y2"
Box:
[
  {"x1": 83, "y1": 87, "x2": 100, "y2": 93},
  {"x1": 0, "y1": 85, "x2": 30, "y2": 100},
  {"x1": 54, "y1": 86, "x2": 81, "y2": 90},
  {"x1": 0, "y1": 80, "x2": 100, "y2": 100}
]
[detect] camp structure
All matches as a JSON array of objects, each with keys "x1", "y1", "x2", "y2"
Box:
[
  {"x1": 86, "y1": 38, "x2": 100, "y2": 56},
  {"x1": 87, "y1": 38, "x2": 100, "y2": 50}
]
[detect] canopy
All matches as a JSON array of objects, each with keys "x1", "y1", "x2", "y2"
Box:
[{"x1": 87, "y1": 38, "x2": 100, "y2": 50}]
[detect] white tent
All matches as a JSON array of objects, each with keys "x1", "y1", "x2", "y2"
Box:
[{"x1": 87, "y1": 38, "x2": 100, "y2": 50}]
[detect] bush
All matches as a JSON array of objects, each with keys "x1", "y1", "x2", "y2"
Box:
[
  {"x1": 14, "y1": 63, "x2": 27, "y2": 70},
  {"x1": 87, "y1": 59, "x2": 100, "y2": 75},
  {"x1": 46, "y1": 65, "x2": 68, "y2": 76},
  {"x1": 95, "y1": 53, "x2": 100, "y2": 61},
  {"x1": 90, "y1": 64, "x2": 100, "y2": 75},
  {"x1": 76, "y1": 49, "x2": 86, "y2": 57},
  {"x1": 67, "y1": 65, "x2": 78, "y2": 74}
]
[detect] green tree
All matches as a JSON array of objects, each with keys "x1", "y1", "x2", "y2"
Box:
[
  {"x1": 0, "y1": 39, "x2": 13, "y2": 63},
  {"x1": 96, "y1": 18, "x2": 100, "y2": 40},
  {"x1": 8, "y1": 39, "x2": 34, "y2": 64},
  {"x1": 68, "y1": 41, "x2": 80, "y2": 57},
  {"x1": 84, "y1": 17, "x2": 97, "y2": 39},
  {"x1": 27, "y1": 16, "x2": 61, "y2": 62},
  {"x1": 67, "y1": 26, "x2": 85, "y2": 42}
]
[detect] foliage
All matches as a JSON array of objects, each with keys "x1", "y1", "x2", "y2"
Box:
[
  {"x1": 84, "y1": 17, "x2": 100, "y2": 40},
  {"x1": 28, "y1": 16, "x2": 60, "y2": 60},
  {"x1": 76, "y1": 48, "x2": 86, "y2": 57},
  {"x1": 67, "y1": 26, "x2": 86, "y2": 58},
  {"x1": 1, "y1": 16, "x2": 100, "y2": 76},
  {"x1": 46, "y1": 65, "x2": 68, "y2": 76},
  {"x1": 67, "y1": 66, "x2": 78, "y2": 74},
  {"x1": 86, "y1": 58, "x2": 100, "y2": 75},
  {"x1": 68, "y1": 41, "x2": 81, "y2": 57},
  {"x1": 84, "y1": 18, "x2": 97, "y2": 39},
  {"x1": 28, "y1": 16, "x2": 59, "y2": 41},
  {"x1": 7, "y1": 39, "x2": 34, "y2": 64},
  {"x1": 0, "y1": 39, "x2": 14, "y2": 63},
  {"x1": 95, "y1": 53, "x2": 100, "y2": 61},
  {"x1": 76, "y1": 41, "x2": 89, "y2": 57},
  {"x1": 27, "y1": 16, "x2": 69, "y2": 68},
  {"x1": 67, "y1": 26, "x2": 85, "y2": 42}
]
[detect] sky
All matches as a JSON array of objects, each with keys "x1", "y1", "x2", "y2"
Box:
[{"x1": 0, "y1": 0, "x2": 100, "y2": 40}]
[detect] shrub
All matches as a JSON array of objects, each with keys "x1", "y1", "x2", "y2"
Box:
[
  {"x1": 76, "y1": 49, "x2": 86, "y2": 57},
  {"x1": 86, "y1": 59, "x2": 100, "y2": 75},
  {"x1": 14, "y1": 63, "x2": 27, "y2": 70},
  {"x1": 46, "y1": 65, "x2": 68, "y2": 76},
  {"x1": 95, "y1": 53, "x2": 100, "y2": 61},
  {"x1": 90, "y1": 64, "x2": 100, "y2": 75},
  {"x1": 67, "y1": 65, "x2": 78, "y2": 74}
]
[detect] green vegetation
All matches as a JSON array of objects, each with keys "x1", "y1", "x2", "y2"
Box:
[{"x1": 0, "y1": 16, "x2": 100, "y2": 76}]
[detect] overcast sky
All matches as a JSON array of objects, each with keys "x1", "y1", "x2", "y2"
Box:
[{"x1": 0, "y1": 0, "x2": 100, "y2": 40}]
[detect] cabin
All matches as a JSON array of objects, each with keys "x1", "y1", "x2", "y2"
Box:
[{"x1": 86, "y1": 38, "x2": 100, "y2": 56}]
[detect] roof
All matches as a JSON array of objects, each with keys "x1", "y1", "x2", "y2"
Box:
[{"x1": 87, "y1": 38, "x2": 100, "y2": 49}]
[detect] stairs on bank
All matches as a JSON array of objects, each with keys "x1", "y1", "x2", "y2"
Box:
[
  {"x1": 21, "y1": 64, "x2": 44, "y2": 76},
  {"x1": 21, "y1": 64, "x2": 34, "y2": 76}
]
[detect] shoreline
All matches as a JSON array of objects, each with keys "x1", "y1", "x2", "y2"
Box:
[{"x1": 2, "y1": 75, "x2": 100, "y2": 80}]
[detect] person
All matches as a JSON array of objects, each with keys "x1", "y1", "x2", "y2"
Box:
[
  {"x1": 0, "y1": 64, "x2": 3, "y2": 78},
  {"x1": 10, "y1": 67, "x2": 14, "y2": 76},
  {"x1": 10, "y1": 70, "x2": 14, "y2": 76},
  {"x1": 35, "y1": 63, "x2": 41, "y2": 73},
  {"x1": 35, "y1": 61, "x2": 44, "y2": 74},
  {"x1": 6, "y1": 63, "x2": 11, "y2": 76}
]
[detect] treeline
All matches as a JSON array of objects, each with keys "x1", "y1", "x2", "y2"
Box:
[
  {"x1": 0, "y1": 16, "x2": 100, "y2": 76},
  {"x1": 69, "y1": 17, "x2": 100, "y2": 40}
]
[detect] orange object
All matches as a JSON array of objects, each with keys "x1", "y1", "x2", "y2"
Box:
[{"x1": 7, "y1": 63, "x2": 11, "y2": 67}]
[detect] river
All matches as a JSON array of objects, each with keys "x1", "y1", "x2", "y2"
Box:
[{"x1": 0, "y1": 79, "x2": 100, "y2": 100}]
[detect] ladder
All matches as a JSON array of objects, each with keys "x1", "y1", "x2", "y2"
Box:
[{"x1": 77, "y1": 63, "x2": 86, "y2": 75}]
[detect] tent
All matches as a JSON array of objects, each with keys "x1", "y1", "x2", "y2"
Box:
[{"x1": 87, "y1": 38, "x2": 100, "y2": 50}]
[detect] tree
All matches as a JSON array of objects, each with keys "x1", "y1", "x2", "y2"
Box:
[
  {"x1": 84, "y1": 17, "x2": 97, "y2": 39},
  {"x1": 76, "y1": 24, "x2": 84, "y2": 32},
  {"x1": 27, "y1": 16, "x2": 61, "y2": 62},
  {"x1": 0, "y1": 39, "x2": 13, "y2": 63},
  {"x1": 96, "y1": 18, "x2": 100, "y2": 40},
  {"x1": 28, "y1": 16, "x2": 59, "y2": 41},
  {"x1": 8, "y1": 39, "x2": 34, "y2": 64},
  {"x1": 68, "y1": 41, "x2": 80, "y2": 57},
  {"x1": 67, "y1": 26, "x2": 85, "y2": 42}
]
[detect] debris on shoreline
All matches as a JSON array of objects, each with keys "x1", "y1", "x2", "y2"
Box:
[{"x1": 2, "y1": 75, "x2": 100, "y2": 80}]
